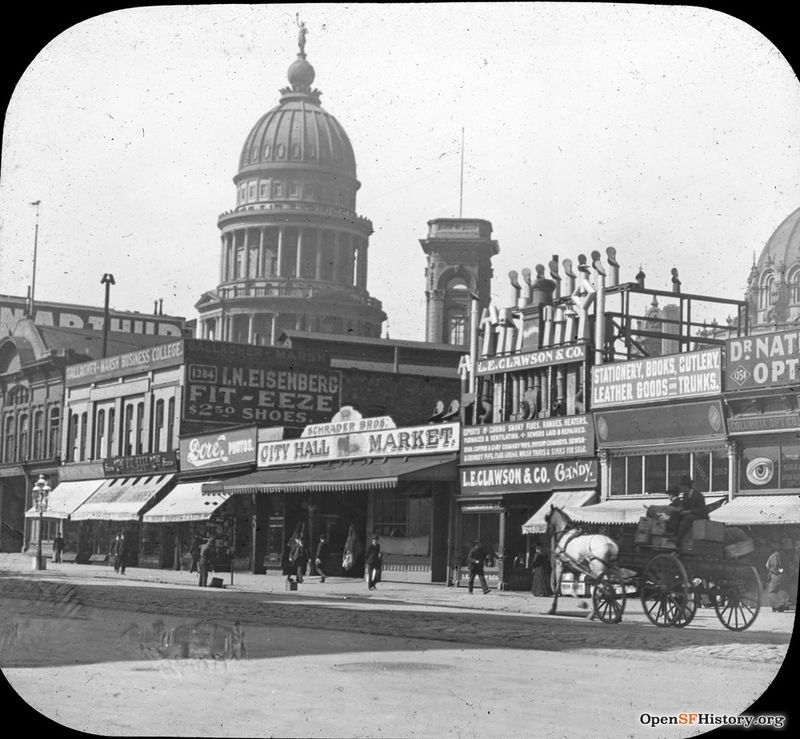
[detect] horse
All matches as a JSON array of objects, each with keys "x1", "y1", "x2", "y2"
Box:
[{"x1": 545, "y1": 505, "x2": 619, "y2": 619}]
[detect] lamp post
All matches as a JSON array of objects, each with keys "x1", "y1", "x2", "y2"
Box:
[{"x1": 32, "y1": 474, "x2": 51, "y2": 571}]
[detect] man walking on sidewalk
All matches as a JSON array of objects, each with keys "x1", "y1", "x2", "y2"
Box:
[
  {"x1": 467, "y1": 539, "x2": 490, "y2": 594},
  {"x1": 315, "y1": 533, "x2": 330, "y2": 583}
]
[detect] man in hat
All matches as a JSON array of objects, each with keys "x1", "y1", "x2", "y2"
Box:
[
  {"x1": 364, "y1": 534, "x2": 382, "y2": 590},
  {"x1": 466, "y1": 538, "x2": 490, "y2": 594},
  {"x1": 676, "y1": 476, "x2": 709, "y2": 545},
  {"x1": 198, "y1": 538, "x2": 214, "y2": 587},
  {"x1": 315, "y1": 533, "x2": 330, "y2": 583}
]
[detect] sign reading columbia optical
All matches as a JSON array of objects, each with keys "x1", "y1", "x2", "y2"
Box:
[
  {"x1": 460, "y1": 459, "x2": 597, "y2": 494},
  {"x1": 258, "y1": 422, "x2": 459, "y2": 467},
  {"x1": 591, "y1": 348, "x2": 721, "y2": 408},
  {"x1": 726, "y1": 330, "x2": 800, "y2": 390},
  {"x1": 183, "y1": 339, "x2": 339, "y2": 427},
  {"x1": 461, "y1": 415, "x2": 593, "y2": 464},
  {"x1": 476, "y1": 344, "x2": 586, "y2": 375}
]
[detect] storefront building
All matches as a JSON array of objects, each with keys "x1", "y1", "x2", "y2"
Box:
[{"x1": 205, "y1": 413, "x2": 459, "y2": 583}]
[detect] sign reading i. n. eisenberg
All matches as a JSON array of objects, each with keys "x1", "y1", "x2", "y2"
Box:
[
  {"x1": 726, "y1": 330, "x2": 800, "y2": 390},
  {"x1": 591, "y1": 348, "x2": 721, "y2": 408},
  {"x1": 183, "y1": 339, "x2": 340, "y2": 428},
  {"x1": 258, "y1": 422, "x2": 459, "y2": 468},
  {"x1": 460, "y1": 415, "x2": 594, "y2": 465}
]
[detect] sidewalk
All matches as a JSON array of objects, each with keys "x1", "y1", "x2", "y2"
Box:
[{"x1": 1, "y1": 552, "x2": 795, "y2": 633}]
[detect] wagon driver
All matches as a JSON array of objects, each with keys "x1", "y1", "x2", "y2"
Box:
[{"x1": 676, "y1": 476, "x2": 709, "y2": 544}]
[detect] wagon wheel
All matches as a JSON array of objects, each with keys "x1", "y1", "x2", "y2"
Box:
[
  {"x1": 640, "y1": 554, "x2": 689, "y2": 627},
  {"x1": 591, "y1": 571, "x2": 627, "y2": 624},
  {"x1": 712, "y1": 566, "x2": 762, "y2": 632},
  {"x1": 668, "y1": 590, "x2": 699, "y2": 628}
]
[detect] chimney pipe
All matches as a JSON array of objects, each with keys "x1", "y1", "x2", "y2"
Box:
[
  {"x1": 520, "y1": 268, "x2": 533, "y2": 307},
  {"x1": 606, "y1": 247, "x2": 620, "y2": 287},
  {"x1": 671, "y1": 268, "x2": 681, "y2": 294},
  {"x1": 531, "y1": 265, "x2": 556, "y2": 307},
  {"x1": 508, "y1": 270, "x2": 521, "y2": 308},
  {"x1": 591, "y1": 250, "x2": 607, "y2": 365},
  {"x1": 562, "y1": 259, "x2": 576, "y2": 295},
  {"x1": 636, "y1": 265, "x2": 646, "y2": 289},
  {"x1": 154, "y1": 300, "x2": 158, "y2": 315},
  {"x1": 548, "y1": 255, "x2": 561, "y2": 300}
]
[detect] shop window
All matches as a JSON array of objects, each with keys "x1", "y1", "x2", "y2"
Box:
[
  {"x1": 644, "y1": 455, "x2": 666, "y2": 494},
  {"x1": 32, "y1": 410, "x2": 44, "y2": 459},
  {"x1": 667, "y1": 453, "x2": 691, "y2": 489},
  {"x1": 48, "y1": 407, "x2": 60, "y2": 459},
  {"x1": 610, "y1": 457, "x2": 627, "y2": 495},
  {"x1": 711, "y1": 450, "x2": 728, "y2": 491}
]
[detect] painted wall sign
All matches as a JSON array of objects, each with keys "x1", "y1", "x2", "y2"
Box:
[
  {"x1": 476, "y1": 344, "x2": 586, "y2": 376},
  {"x1": 258, "y1": 422, "x2": 459, "y2": 467},
  {"x1": 66, "y1": 341, "x2": 185, "y2": 385},
  {"x1": 727, "y1": 330, "x2": 800, "y2": 390},
  {"x1": 461, "y1": 414, "x2": 594, "y2": 465},
  {"x1": 460, "y1": 459, "x2": 598, "y2": 495},
  {"x1": 183, "y1": 339, "x2": 338, "y2": 427},
  {"x1": 591, "y1": 348, "x2": 721, "y2": 408},
  {"x1": 179, "y1": 427, "x2": 258, "y2": 470},
  {"x1": 593, "y1": 400, "x2": 726, "y2": 448},
  {"x1": 102, "y1": 451, "x2": 179, "y2": 477},
  {"x1": 727, "y1": 413, "x2": 800, "y2": 434}
]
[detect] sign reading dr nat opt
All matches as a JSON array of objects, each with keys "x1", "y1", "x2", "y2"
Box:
[
  {"x1": 591, "y1": 348, "x2": 721, "y2": 408},
  {"x1": 727, "y1": 330, "x2": 800, "y2": 390}
]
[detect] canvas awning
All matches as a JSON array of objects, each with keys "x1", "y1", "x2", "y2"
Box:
[
  {"x1": 710, "y1": 495, "x2": 800, "y2": 526},
  {"x1": 202, "y1": 455, "x2": 458, "y2": 495},
  {"x1": 558, "y1": 495, "x2": 726, "y2": 526},
  {"x1": 521, "y1": 490, "x2": 597, "y2": 534},
  {"x1": 70, "y1": 474, "x2": 175, "y2": 522},
  {"x1": 24, "y1": 479, "x2": 105, "y2": 520},
  {"x1": 142, "y1": 480, "x2": 228, "y2": 523}
]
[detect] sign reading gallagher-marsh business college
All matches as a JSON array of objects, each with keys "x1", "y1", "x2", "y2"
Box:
[
  {"x1": 183, "y1": 340, "x2": 340, "y2": 427},
  {"x1": 726, "y1": 330, "x2": 800, "y2": 391},
  {"x1": 591, "y1": 348, "x2": 721, "y2": 408}
]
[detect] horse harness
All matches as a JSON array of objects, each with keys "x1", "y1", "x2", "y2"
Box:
[{"x1": 552, "y1": 527, "x2": 616, "y2": 575}]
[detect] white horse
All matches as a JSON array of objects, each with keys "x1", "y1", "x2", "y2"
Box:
[{"x1": 545, "y1": 505, "x2": 619, "y2": 619}]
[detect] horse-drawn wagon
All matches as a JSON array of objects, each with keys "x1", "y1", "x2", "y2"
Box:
[{"x1": 545, "y1": 504, "x2": 762, "y2": 631}]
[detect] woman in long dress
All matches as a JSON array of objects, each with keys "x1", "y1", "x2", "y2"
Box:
[{"x1": 531, "y1": 545, "x2": 552, "y2": 597}]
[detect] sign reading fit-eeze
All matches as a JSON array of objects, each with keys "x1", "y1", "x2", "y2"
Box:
[
  {"x1": 183, "y1": 339, "x2": 340, "y2": 427},
  {"x1": 591, "y1": 348, "x2": 721, "y2": 408},
  {"x1": 726, "y1": 330, "x2": 800, "y2": 390}
]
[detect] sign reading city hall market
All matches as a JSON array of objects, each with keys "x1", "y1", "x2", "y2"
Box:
[
  {"x1": 726, "y1": 329, "x2": 800, "y2": 391},
  {"x1": 591, "y1": 348, "x2": 721, "y2": 408},
  {"x1": 461, "y1": 459, "x2": 598, "y2": 495},
  {"x1": 258, "y1": 422, "x2": 459, "y2": 467},
  {"x1": 461, "y1": 415, "x2": 594, "y2": 464},
  {"x1": 183, "y1": 339, "x2": 340, "y2": 427}
]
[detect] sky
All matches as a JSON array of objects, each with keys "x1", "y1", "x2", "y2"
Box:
[{"x1": 1, "y1": 3, "x2": 799, "y2": 340}]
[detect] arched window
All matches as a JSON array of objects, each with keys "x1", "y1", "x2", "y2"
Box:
[
  {"x1": 154, "y1": 399, "x2": 165, "y2": 452},
  {"x1": 447, "y1": 310, "x2": 467, "y2": 346},
  {"x1": 18, "y1": 414, "x2": 29, "y2": 461},
  {"x1": 3, "y1": 415, "x2": 15, "y2": 463},
  {"x1": 760, "y1": 272, "x2": 776, "y2": 310},
  {"x1": 166, "y1": 397, "x2": 176, "y2": 451},
  {"x1": 95, "y1": 409, "x2": 106, "y2": 460},
  {"x1": 48, "y1": 407, "x2": 60, "y2": 459},
  {"x1": 788, "y1": 267, "x2": 800, "y2": 304},
  {"x1": 32, "y1": 410, "x2": 44, "y2": 459},
  {"x1": 135, "y1": 402, "x2": 145, "y2": 454}
]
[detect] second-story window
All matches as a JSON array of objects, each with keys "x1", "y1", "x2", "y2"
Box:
[
  {"x1": 48, "y1": 407, "x2": 60, "y2": 459},
  {"x1": 32, "y1": 410, "x2": 44, "y2": 459},
  {"x1": 3, "y1": 415, "x2": 15, "y2": 463},
  {"x1": 135, "y1": 402, "x2": 145, "y2": 455},
  {"x1": 95, "y1": 409, "x2": 106, "y2": 460},
  {"x1": 17, "y1": 414, "x2": 29, "y2": 462},
  {"x1": 124, "y1": 404, "x2": 134, "y2": 456},
  {"x1": 79, "y1": 412, "x2": 88, "y2": 461},
  {"x1": 153, "y1": 399, "x2": 165, "y2": 453},
  {"x1": 166, "y1": 397, "x2": 175, "y2": 451}
]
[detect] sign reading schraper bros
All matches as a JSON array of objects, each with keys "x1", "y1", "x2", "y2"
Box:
[
  {"x1": 180, "y1": 427, "x2": 258, "y2": 471},
  {"x1": 183, "y1": 339, "x2": 340, "y2": 427},
  {"x1": 591, "y1": 348, "x2": 721, "y2": 408},
  {"x1": 258, "y1": 422, "x2": 459, "y2": 467},
  {"x1": 726, "y1": 330, "x2": 800, "y2": 391},
  {"x1": 461, "y1": 415, "x2": 594, "y2": 465}
]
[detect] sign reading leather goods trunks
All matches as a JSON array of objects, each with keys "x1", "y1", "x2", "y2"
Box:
[
  {"x1": 102, "y1": 451, "x2": 178, "y2": 477},
  {"x1": 727, "y1": 330, "x2": 800, "y2": 390},
  {"x1": 591, "y1": 348, "x2": 721, "y2": 408},
  {"x1": 183, "y1": 339, "x2": 338, "y2": 427},
  {"x1": 66, "y1": 341, "x2": 184, "y2": 385},
  {"x1": 476, "y1": 344, "x2": 586, "y2": 375},
  {"x1": 461, "y1": 415, "x2": 593, "y2": 464},
  {"x1": 460, "y1": 459, "x2": 597, "y2": 494},
  {"x1": 258, "y1": 422, "x2": 459, "y2": 467},
  {"x1": 180, "y1": 427, "x2": 258, "y2": 470}
]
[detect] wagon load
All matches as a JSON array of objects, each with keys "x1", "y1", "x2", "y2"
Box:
[{"x1": 722, "y1": 526, "x2": 755, "y2": 560}]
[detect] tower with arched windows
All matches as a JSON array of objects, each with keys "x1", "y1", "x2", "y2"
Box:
[
  {"x1": 196, "y1": 33, "x2": 386, "y2": 344},
  {"x1": 745, "y1": 206, "x2": 800, "y2": 327},
  {"x1": 420, "y1": 218, "x2": 499, "y2": 345}
]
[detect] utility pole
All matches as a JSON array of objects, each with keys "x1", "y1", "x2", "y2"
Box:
[
  {"x1": 28, "y1": 200, "x2": 41, "y2": 317},
  {"x1": 100, "y1": 273, "x2": 115, "y2": 357}
]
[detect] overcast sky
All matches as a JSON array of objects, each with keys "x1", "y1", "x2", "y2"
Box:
[{"x1": 1, "y1": 3, "x2": 799, "y2": 339}]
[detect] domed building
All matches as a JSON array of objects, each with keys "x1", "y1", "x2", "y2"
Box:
[
  {"x1": 744, "y1": 206, "x2": 800, "y2": 328},
  {"x1": 196, "y1": 37, "x2": 385, "y2": 343}
]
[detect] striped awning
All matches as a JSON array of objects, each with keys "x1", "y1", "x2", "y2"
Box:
[
  {"x1": 710, "y1": 495, "x2": 800, "y2": 525},
  {"x1": 202, "y1": 455, "x2": 457, "y2": 495},
  {"x1": 142, "y1": 480, "x2": 227, "y2": 523},
  {"x1": 521, "y1": 490, "x2": 597, "y2": 534},
  {"x1": 24, "y1": 479, "x2": 105, "y2": 520},
  {"x1": 71, "y1": 474, "x2": 175, "y2": 522},
  {"x1": 559, "y1": 495, "x2": 726, "y2": 525}
]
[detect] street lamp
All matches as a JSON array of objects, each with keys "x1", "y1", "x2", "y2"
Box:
[{"x1": 32, "y1": 474, "x2": 51, "y2": 571}]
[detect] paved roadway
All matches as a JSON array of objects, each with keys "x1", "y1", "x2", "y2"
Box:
[{"x1": 1, "y1": 555, "x2": 796, "y2": 737}]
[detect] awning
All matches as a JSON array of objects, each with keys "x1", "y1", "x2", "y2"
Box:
[
  {"x1": 561, "y1": 495, "x2": 726, "y2": 525},
  {"x1": 142, "y1": 480, "x2": 227, "y2": 523},
  {"x1": 203, "y1": 455, "x2": 457, "y2": 495},
  {"x1": 710, "y1": 495, "x2": 800, "y2": 525},
  {"x1": 521, "y1": 490, "x2": 597, "y2": 534},
  {"x1": 24, "y1": 479, "x2": 105, "y2": 520},
  {"x1": 71, "y1": 474, "x2": 175, "y2": 522}
]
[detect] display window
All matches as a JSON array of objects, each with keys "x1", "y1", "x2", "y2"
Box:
[{"x1": 610, "y1": 449, "x2": 728, "y2": 495}]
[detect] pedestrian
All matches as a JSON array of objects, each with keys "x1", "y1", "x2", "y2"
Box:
[
  {"x1": 198, "y1": 538, "x2": 214, "y2": 587},
  {"x1": 110, "y1": 533, "x2": 121, "y2": 573},
  {"x1": 53, "y1": 533, "x2": 65, "y2": 564},
  {"x1": 189, "y1": 536, "x2": 202, "y2": 574},
  {"x1": 117, "y1": 532, "x2": 128, "y2": 575},
  {"x1": 530, "y1": 544, "x2": 552, "y2": 597},
  {"x1": 365, "y1": 534, "x2": 381, "y2": 590},
  {"x1": 467, "y1": 538, "x2": 490, "y2": 594},
  {"x1": 766, "y1": 546, "x2": 791, "y2": 612},
  {"x1": 676, "y1": 476, "x2": 709, "y2": 545},
  {"x1": 315, "y1": 533, "x2": 330, "y2": 583}
]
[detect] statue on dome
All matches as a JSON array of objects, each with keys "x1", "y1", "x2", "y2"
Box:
[{"x1": 296, "y1": 14, "x2": 308, "y2": 55}]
